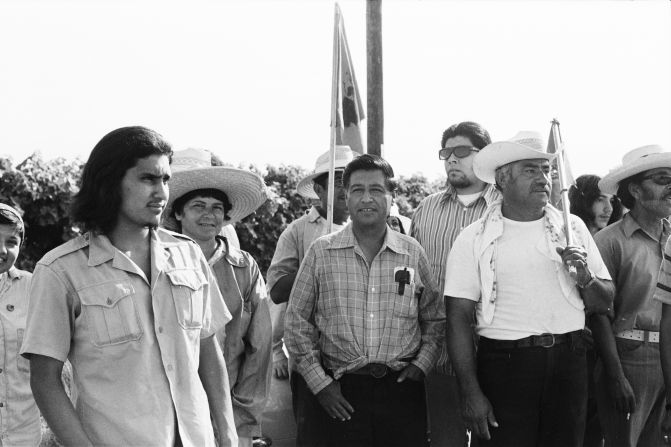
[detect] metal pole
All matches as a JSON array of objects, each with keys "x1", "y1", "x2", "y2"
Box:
[{"x1": 366, "y1": 0, "x2": 383, "y2": 156}]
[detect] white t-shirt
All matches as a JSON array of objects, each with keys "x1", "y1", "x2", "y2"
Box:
[
  {"x1": 444, "y1": 216, "x2": 607, "y2": 340},
  {"x1": 457, "y1": 192, "x2": 481, "y2": 206}
]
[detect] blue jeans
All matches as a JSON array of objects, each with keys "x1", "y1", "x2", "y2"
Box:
[
  {"x1": 595, "y1": 339, "x2": 665, "y2": 447},
  {"x1": 476, "y1": 335, "x2": 588, "y2": 447}
]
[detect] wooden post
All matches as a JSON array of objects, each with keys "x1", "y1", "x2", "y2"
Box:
[{"x1": 366, "y1": 0, "x2": 383, "y2": 156}]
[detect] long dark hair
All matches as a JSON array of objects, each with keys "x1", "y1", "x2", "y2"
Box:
[
  {"x1": 569, "y1": 174, "x2": 623, "y2": 228},
  {"x1": 71, "y1": 126, "x2": 173, "y2": 234}
]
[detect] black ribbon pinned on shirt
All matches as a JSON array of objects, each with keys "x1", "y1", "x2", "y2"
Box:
[{"x1": 395, "y1": 267, "x2": 411, "y2": 295}]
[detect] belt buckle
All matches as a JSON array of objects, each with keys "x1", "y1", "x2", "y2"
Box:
[
  {"x1": 538, "y1": 333, "x2": 555, "y2": 348},
  {"x1": 369, "y1": 363, "x2": 387, "y2": 378}
]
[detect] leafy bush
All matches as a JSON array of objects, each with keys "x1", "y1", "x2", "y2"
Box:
[
  {"x1": 0, "y1": 154, "x2": 83, "y2": 271},
  {"x1": 0, "y1": 153, "x2": 443, "y2": 276}
]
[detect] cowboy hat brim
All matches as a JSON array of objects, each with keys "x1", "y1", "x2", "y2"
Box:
[
  {"x1": 598, "y1": 152, "x2": 671, "y2": 195},
  {"x1": 473, "y1": 141, "x2": 556, "y2": 184},
  {"x1": 164, "y1": 166, "x2": 267, "y2": 226}
]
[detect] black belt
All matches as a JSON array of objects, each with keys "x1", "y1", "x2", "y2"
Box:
[
  {"x1": 480, "y1": 330, "x2": 582, "y2": 349},
  {"x1": 348, "y1": 363, "x2": 392, "y2": 378}
]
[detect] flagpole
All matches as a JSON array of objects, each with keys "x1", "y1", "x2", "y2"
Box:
[
  {"x1": 551, "y1": 119, "x2": 573, "y2": 245},
  {"x1": 551, "y1": 118, "x2": 578, "y2": 279},
  {"x1": 327, "y1": 3, "x2": 340, "y2": 233}
]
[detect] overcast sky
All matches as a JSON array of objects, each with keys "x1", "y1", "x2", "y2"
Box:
[{"x1": 1, "y1": 0, "x2": 669, "y2": 180}]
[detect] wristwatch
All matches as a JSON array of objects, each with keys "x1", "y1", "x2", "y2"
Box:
[{"x1": 578, "y1": 269, "x2": 596, "y2": 289}]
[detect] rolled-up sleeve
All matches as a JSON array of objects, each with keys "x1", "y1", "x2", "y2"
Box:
[
  {"x1": 412, "y1": 248, "x2": 444, "y2": 374},
  {"x1": 284, "y1": 244, "x2": 331, "y2": 394}
]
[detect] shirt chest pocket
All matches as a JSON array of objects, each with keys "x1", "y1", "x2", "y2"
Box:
[
  {"x1": 392, "y1": 281, "x2": 418, "y2": 319},
  {"x1": 78, "y1": 282, "x2": 143, "y2": 347},
  {"x1": 166, "y1": 269, "x2": 207, "y2": 330}
]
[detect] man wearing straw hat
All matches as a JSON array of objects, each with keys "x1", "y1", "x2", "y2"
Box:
[
  {"x1": 285, "y1": 154, "x2": 443, "y2": 447},
  {"x1": 266, "y1": 145, "x2": 353, "y2": 444},
  {"x1": 591, "y1": 144, "x2": 671, "y2": 447},
  {"x1": 444, "y1": 131, "x2": 614, "y2": 447},
  {"x1": 163, "y1": 148, "x2": 272, "y2": 447},
  {"x1": 20, "y1": 126, "x2": 237, "y2": 446}
]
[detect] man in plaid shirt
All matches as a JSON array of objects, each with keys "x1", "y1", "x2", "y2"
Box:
[{"x1": 284, "y1": 154, "x2": 444, "y2": 447}]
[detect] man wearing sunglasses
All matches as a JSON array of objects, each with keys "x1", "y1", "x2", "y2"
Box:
[
  {"x1": 410, "y1": 121, "x2": 500, "y2": 447},
  {"x1": 591, "y1": 145, "x2": 671, "y2": 447}
]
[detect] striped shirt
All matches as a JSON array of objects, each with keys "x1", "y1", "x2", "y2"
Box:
[
  {"x1": 410, "y1": 183, "x2": 500, "y2": 373},
  {"x1": 284, "y1": 223, "x2": 444, "y2": 395}
]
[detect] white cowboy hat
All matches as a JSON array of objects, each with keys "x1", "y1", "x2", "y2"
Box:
[
  {"x1": 296, "y1": 145, "x2": 355, "y2": 199},
  {"x1": 163, "y1": 148, "x2": 268, "y2": 226},
  {"x1": 598, "y1": 144, "x2": 671, "y2": 195},
  {"x1": 473, "y1": 130, "x2": 556, "y2": 184}
]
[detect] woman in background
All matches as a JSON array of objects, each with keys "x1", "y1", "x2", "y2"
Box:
[{"x1": 569, "y1": 174, "x2": 623, "y2": 235}]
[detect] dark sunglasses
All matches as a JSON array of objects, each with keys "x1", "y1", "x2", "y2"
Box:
[
  {"x1": 641, "y1": 174, "x2": 671, "y2": 186},
  {"x1": 438, "y1": 145, "x2": 479, "y2": 160}
]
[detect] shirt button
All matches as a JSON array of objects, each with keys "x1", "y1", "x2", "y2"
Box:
[
  {"x1": 158, "y1": 327, "x2": 164, "y2": 333},
  {"x1": 371, "y1": 287, "x2": 376, "y2": 292},
  {"x1": 6, "y1": 304, "x2": 14, "y2": 312},
  {"x1": 0, "y1": 403, "x2": 4, "y2": 407},
  {"x1": 106, "y1": 298, "x2": 112, "y2": 305},
  {"x1": 369, "y1": 313, "x2": 374, "y2": 318},
  {"x1": 0, "y1": 368, "x2": 3, "y2": 373}
]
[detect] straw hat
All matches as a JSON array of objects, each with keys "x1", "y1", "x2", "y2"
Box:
[
  {"x1": 473, "y1": 130, "x2": 556, "y2": 184},
  {"x1": 164, "y1": 148, "x2": 268, "y2": 226},
  {"x1": 598, "y1": 145, "x2": 671, "y2": 195},
  {"x1": 296, "y1": 145, "x2": 355, "y2": 199}
]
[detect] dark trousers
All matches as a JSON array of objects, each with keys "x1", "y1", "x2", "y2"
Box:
[
  {"x1": 291, "y1": 371, "x2": 325, "y2": 447},
  {"x1": 476, "y1": 336, "x2": 588, "y2": 447},
  {"x1": 584, "y1": 348, "x2": 604, "y2": 447},
  {"x1": 425, "y1": 372, "x2": 473, "y2": 447},
  {"x1": 292, "y1": 370, "x2": 428, "y2": 447}
]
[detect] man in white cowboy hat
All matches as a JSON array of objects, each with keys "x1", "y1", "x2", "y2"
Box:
[
  {"x1": 410, "y1": 120, "x2": 500, "y2": 447},
  {"x1": 163, "y1": 148, "x2": 272, "y2": 447},
  {"x1": 265, "y1": 145, "x2": 353, "y2": 445},
  {"x1": 444, "y1": 130, "x2": 614, "y2": 447},
  {"x1": 589, "y1": 144, "x2": 671, "y2": 447},
  {"x1": 284, "y1": 154, "x2": 443, "y2": 447},
  {"x1": 21, "y1": 127, "x2": 237, "y2": 446}
]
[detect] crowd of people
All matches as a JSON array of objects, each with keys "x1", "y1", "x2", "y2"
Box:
[{"x1": 0, "y1": 122, "x2": 670, "y2": 447}]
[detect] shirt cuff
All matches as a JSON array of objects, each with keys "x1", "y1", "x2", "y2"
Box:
[
  {"x1": 300, "y1": 362, "x2": 333, "y2": 395},
  {"x1": 411, "y1": 349, "x2": 437, "y2": 376}
]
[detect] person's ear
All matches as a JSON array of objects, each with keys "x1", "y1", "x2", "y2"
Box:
[
  {"x1": 313, "y1": 183, "x2": 325, "y2": 195},
  {"x1": 628, "y1": 182, "x2": 642, "y2": 202},
  {"x1": 175, "y1": 211, "x2": 183, "y2": 222}
]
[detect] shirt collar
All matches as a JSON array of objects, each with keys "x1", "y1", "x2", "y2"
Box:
[
  {"x1": 621, "y1": 212, "x2": 671, "y2": 239},
  {"x1": 87, "y1": 228, "x2": 186, "y2": 267},
  {"x1": 328, "y1": 223, "x2": 409, "y2": 255},
  {"x1": 6, "y1": 267, "x2": 26, "y2": 280},
  {"x1": 209, "y1": 236, "x2": 247, "y2": 267},
  {"x1": 440, "y1": 183, "x2": 499, "y2": 207},
  {"x1": 308, "y1": 206, "x2": 323, "y2": 223},
  {"x1": 87, "y1": 232, "x2": 116, "y2": 266}
]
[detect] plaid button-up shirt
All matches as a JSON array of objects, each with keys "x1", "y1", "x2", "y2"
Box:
[{"x1": 284, "y1": 223, "x2": 444, "y2": 394}]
